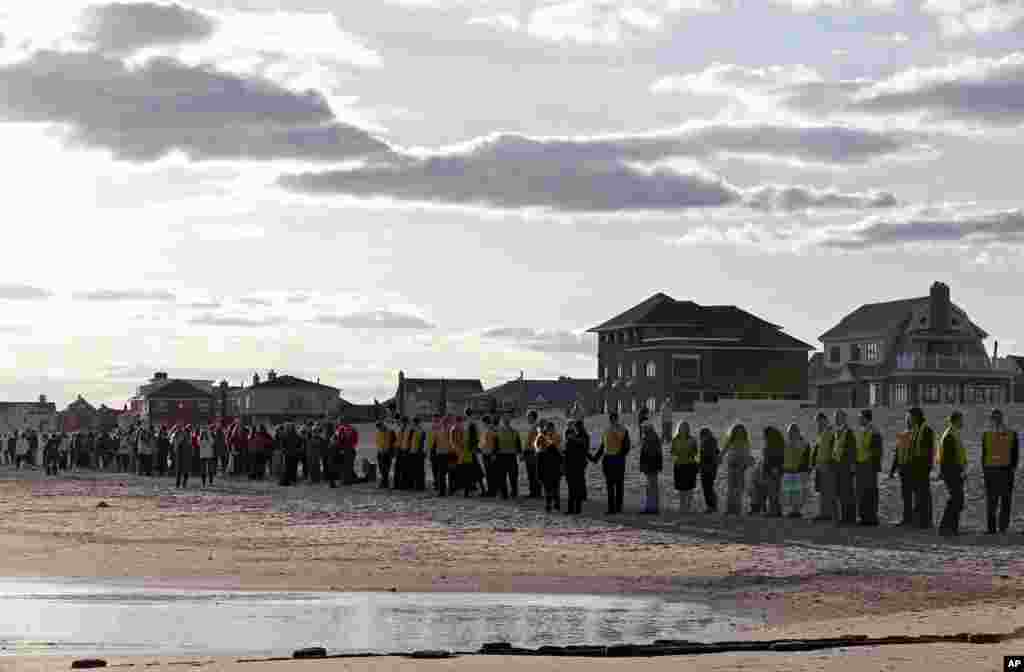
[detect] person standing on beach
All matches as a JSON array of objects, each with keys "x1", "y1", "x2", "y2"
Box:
[
  {"x1": 782, "y1": 423, "x2": 810, "y2": 518},
  {"x1": 660, "y1": 397, "x2": 674, "y2": 445},
  {"x1": 722, "y1": 424, "x2": 753, "y2": 516},
  {"x1": 639, "y1": 423, "x2": 664, "y2": 514},
  {"x1": 810, "y1": 413, "x2": 835, "y2": 522},
  {"x1": 480, "y1": 416, "x2": 499, "y2": 497},
  {"x1": 937, "y1": 410, "x2": 966, "y2": 537},
  {"x1": 761, "y1": 426, "x2": 786, "y2": 517},
  {"x1": 536, "y1": 420, "x2": 563, "y2": 512},
  {"x1": 375, "y1": 421, "x2": 395, "y2": 489},
  {"x1": 594, "y1": 412, "x2": 631, "y2": 514},
  {"x1": 889, "y1": 414, "x2": 915, "y2": 526},
  {"x1": 671, "y1": 421, "x2": 699, "y2": 514},
  {"x1": 981, "y1": 408, "x2": 1018, "y2": 535},
  {"x1": 563, "y1": 419, "x2": 589, "y2": 514},
  {"x1": 495, "y1": 415, "x2": 521, "y2": 499},
  {"x1": 524, "y1": 410, "x2": 542, "y2": 498},
  {"x1": 173, "y1": 426, "x2": 191, "y2": 488},
  {"x1": 831, "y1": 410, "x2": 858, "y2": 526},
  {"x1": 428, "y1": 415, "x2": 449, "y2": 496},
  {"x1": 698, "y1": 427, "x2": 719, "y2": 513},
  {"x1": 854, "y1": 410, "x2": 883, "y2": 526},
  {"x1": 199, "y1": 427, "x2": 216, "y2": 487},
  {"x1": 907, "y1": 407, "x2": 936, "y2": 529},
  {"x1": 409, "y1": 417, "x2": 427, "y2": 491},
  {"x1": 137, "y1": 427, "x2": 154, "y2": 476},
  {"x1": 394, "y1": 416, "x2": 410, "y2": 490}
]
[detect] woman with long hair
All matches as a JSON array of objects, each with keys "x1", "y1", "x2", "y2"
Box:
[
  {"x1": 563, "y1": 419, "x2": 590, "y2": 515},
  {"x1": 782, "y1": 423, "x2": 811, "y2": 518},
  {"x1": 722, "y1": 423, "x2": 754, "y2": 516},
  {"x1": 671, "y1": 421, "x2": 700, "y2": 513},
  {"x1": 698, "y1": 427, "x2": 719, "y2": 513},
  {"x1": 638, "y1": 423, "x2": 664, "y2": 514}
]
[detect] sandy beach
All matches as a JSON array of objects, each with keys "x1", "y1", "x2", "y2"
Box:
[{"x1": 2, "y1": 468, "x2": 1024, "y2": 671}]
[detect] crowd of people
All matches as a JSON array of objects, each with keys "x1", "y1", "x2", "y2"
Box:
[{"x1": 2, "y1": 404, "x2": 1019, "y2": 536}]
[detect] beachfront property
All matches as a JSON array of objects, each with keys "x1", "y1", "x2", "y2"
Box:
[
  {"x1": 811, "y1": 282, "x2": 1018, "y2": 408},
  {"x1": 0, "y1": 395, "x2": 58, "y2": 433},
  {"x1": 132, "y1": 375, "x2": 217, "y2": 427},
  {"x1": 391, "y1": 373, "x2": 484, "y2": 418},
  {"x1": 589, "y1": 292, "x2": 815, "y2": 412},
  {"x1": 470, "y1": 375, "x2": 599, "y2": 416},
  {"x1": 238, "y1": 370, "x2": 342, "y2": 426}
]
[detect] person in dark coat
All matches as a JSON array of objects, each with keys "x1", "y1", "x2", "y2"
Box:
[
  {"x1": 938, "y1": 411, "x2": 966, "y2": 537},
  {"x1": 174, "y1": 426, "x2": 192, "y2": 489},
  {"x1": 563, "y1": 419, "x2": 591, "y2": 514},
  {"x1": 536, "y1": 421, "x2": 563, "y2": 512},
  {"x1": 593, "y1": 413, "x2": 631, "y2": 514},
  {"x1": 855, "y1": 410, "x2": 883, "y2": 526},
  {"x1": 698, "y1": 428, "x2": 719, "y2": 513},
  {"x1": 981, "y1": 408, "x2": 1019, "y2": 534},
  {"x1": 761, "y1": 426, "x2": 786, "y2": 517},
  {"x1": 831, "y1": 410, "x2": 858, "y2": 526},
  {"x1": 907, "y1": 407, "x2": 936, "y2": 529}
]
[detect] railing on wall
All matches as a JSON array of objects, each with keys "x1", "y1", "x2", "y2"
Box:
[{"x1": 895, "y1": 353, "x2": 1016, "y2": 372}]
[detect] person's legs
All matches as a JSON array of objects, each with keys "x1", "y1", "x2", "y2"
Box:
[{"x1": 1000, "y1": 473, "x2": 1013, "y2": 533}]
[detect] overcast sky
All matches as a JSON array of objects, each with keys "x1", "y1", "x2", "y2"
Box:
[{"x1": 1, "y1": 0, "x2": 1023, "y2": 409}]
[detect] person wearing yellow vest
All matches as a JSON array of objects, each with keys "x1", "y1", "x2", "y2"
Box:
[
  {"x1": 671, "y1": 421, "x2": 699, "y2": 514},
  {"x1": 457, "y1": 408, "x2": 482, "y2": 497},
  {"x1": 854, "y1": 409, "x2": 883, "y2": 526},
  {"x1": 937, "y1": 411, "x2": 967, "y2": 537},
  {"x1": 394, "y1": 417, "x2": 410, "y2": 490},
  {"x1": 907, "y1": 406, "x2": 936, "y2": 529},
  {"x1": 593, "y1": 412, "x2": 632, "y2": 514},
  {"x1": 888, "y1": 413, "x2": 915, "y2": 526},
  {"x1": 536, "y1": 420, "x2": 564, "y2": 512},
  {"x1": 809, "y1": 413, "x2": 835, "y2": 522},
  {"x1": 831, "y1": 410, "x2": 858, "y2": 526},
  {"x1": 523, "y1": 410, "x2": 543, "y2": 499},
  {"x1": 495, "y1": 415, "x2": 523, "y2": 499},
  {"x1": 428, "y1": 415, "x2": 447, "y2": 496},
  {"x1": 781, "y1": 423, "x2": 811, "y2": 518},
  {"x1": 375, "y1": 421, "x2": 397, "y2": 489},
  {"x1": 982, "y1": 408, "x2": 1019, "y2": 534},
  {"x1": 481, "y1": 416, "x2": 500, "y2": 497},
  {"x1": 409, "y1": 416, "x2": 427, "y2": 491}
]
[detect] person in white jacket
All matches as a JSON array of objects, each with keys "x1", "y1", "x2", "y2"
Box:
[{"x1": 199, "y1": 428, "x2": 215, "y2": 487}]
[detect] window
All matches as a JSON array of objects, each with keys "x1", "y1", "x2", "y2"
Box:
[
  {"x1": 850, "y1": 344, "x2": 862, "y2": 361},
  {"x1": 865, "y1": 343, "x2": 880, "y2": 362},
  {"x1": 631, "y1": 361, "x2": 638, "y2": 378},
  {"x1": 631, "y1": 398, "x2": 637, "y2": 413},
  {"x1": 922, "y1": 384, "x2": 940, "y2": 403},
  {"x1": 829, "y1": 346, "x2": 841, "y2": 363},
  {"x1": 892, "y1": 384, "x2": 909, "y2": 404},
  {"x1": 942, "y1": 384, "x2": 957, "y2": 404},
  {"x1": 616, "y1": 398, "x2": 623, "y2": 414},
  {"x1": 646, "y1": 397, "x2": 657, "y2": 413},
  {"x1": 869, "y1": 383, "x2": 882, "y2": 406},
  {"x1": 616, "y1": 363, "x2": 623, "y2": 379},
  {"x1": 672, "y1": 355, "x2": 700, "y2": 381},
  {"x1": 602, "y1": 398, "x2": 608, "y2": 414},
  {"x1": 645, "y1": 360, "x2": 656, "y2": 377}
]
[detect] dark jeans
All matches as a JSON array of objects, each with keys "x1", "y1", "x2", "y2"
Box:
[
  {"x1": 524, "y1": 455, "x2": 541, "y2": 497},
  {"x1": 940, "y1": 472, "x2": 964, "y2": 534},
  {"x1": 432, "y1": 456, "x2": 448, "y2": 495},
  {"x1": 280, "y1": 454, "x2": 299, "y2": 486},
  {"x1": 175, "y1": 454, "x2": 190, "y2": 488},
  {"x1": 378, "y1": 453, "x2": 392, "y2": 488},
  {"x1": 484, "y1": 455, "x2": 499, "y2": 496},
  {"x1": 566, "y1": 466, "x2": 586, "y2": 514},
  {"x1": 495, "y1": 454, "x2": 518, "y2": 498},
  {"x1": 456, "y1": 463, "x2": 477, "y2": 497},
  {"x1": 855, "y1": 464, "x2": 879, "y2": 524},
  {"x1": 412, "y1": 454, "x2": 426, "y2": 490},
  {"x1": 701, "y1": 469, "x2": 718, "y2": 511},
  {"x1": 913, "y1": 474, "x2": 933, "y2": 529},
  {"x1": 984, "y1": 468, "x2": 1013, "y2": 533},
  {"x1": 603, "y1": 456, "x2": 625, "y2": 514},
  {"x1": 138, "y1": 454, "x2": 153, "y2": 476},
  {"x1": 898, "y1": 468, "x2": 914, "y2": 524},
  {"x1": 544, "y1": 475, "x2": 561, "y2": 511},
  {"x1": 249, "y1": 454, "x2": 267, "y2": 480},
  {"x1": 835, "y1": 468, "x2": 857, "y2": 525},
  {"x1": 201, "y1": 457, "x2": 216, "y2": 486}
]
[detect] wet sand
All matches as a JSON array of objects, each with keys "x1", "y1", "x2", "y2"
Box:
[{"x1": 2, "y1": 468, "x2": 1024, "y2": 669}]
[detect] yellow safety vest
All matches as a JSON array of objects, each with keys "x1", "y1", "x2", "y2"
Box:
[
  {"x1": 375, "y1": 430, "x2": 392, "y2": 452},
  {"x1": 783, "y1": 439, "x2": 805, "y2": 472},
  {"x1": 895, "y1": 431, "x2": 912, "y2": 464},
  {"x1": 481, "y1": 430, "x2": 498, "y2": 455},
  {"x1": 936, "y1": 426, "x2": 967, "y2": 466},
  {"x1": 671, "y1": 436, "x2": 697, "y2": 465},
  {"x1": 497, "y1": 429, "x2": 519, "y2": 455},
  {"x1": 815, "y1": 430, "x2": 834, "y2": 465},
  {"x1": 855, "y1": 430, "x2": 876, "y2": 464},
  {"x1": 982, "y1": 431, "x2": 1013, "y2": 467},
  {"x1": 410, "y1": 430, "x2": 425, "y2": 453},
  {"x1": 912, "y1": 424, "x2": 933, "y2": 461},
  {"x1": 832, "y1": 428, "x2": 854, "y2": 463},
  {"x1": 456, "y1": 426, "x2": 475, "y2": 465},
  {"x1": 526, "y1": 428, "x2": 540, "y2": 453},
  {"x1": 603, "y1": 428, "x2": 626, "y2": 456},
  {"x1": 398, "y1": 428, "x2": 412, "y2": 452}
]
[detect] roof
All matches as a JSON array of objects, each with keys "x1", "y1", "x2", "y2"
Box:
[
  {"x1": 65, "y1": 397, "x2": 96, "y2": 412},
  {"x1": 820, "y1": 295, "x2": 989, "y2": 341},
  {"x1": 588, "y1": 292, "x2": 811, "y2": 349},
  {"x1": 248, "y1": 375, "x2": 339, "y2": 392},
  {"x1": 0, "y1": 401, "x2": 57, "y2": 410},
  {"x1": 475, "y1": 378, "x2": 598, "y2": 405},
  {"x1": 143, "y1": 379, "x2": 215, "y2": 399}
]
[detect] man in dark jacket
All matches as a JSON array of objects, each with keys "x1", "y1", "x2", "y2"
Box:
[
  {"x1": 938, "y1": 411, "x2": 966, "y2": 537},
  {"x1": 594, "y1": 412, "x2": 631, "y2": 514},
  {"x1": 907, "y1": 407, "x2": 935, "y2": 529},
  {"x1": 761, "y1": 426, "x2": 785, "y2": 517},
  {"x1": 832, "y1": 410, "x2": 858, "y2": 526},
  {"x1": 855, "y1": 410, "x2": 883, "y2": 526},
  {"x1": 981, "y1": 408, "x2": 1019, "y2": 534}
]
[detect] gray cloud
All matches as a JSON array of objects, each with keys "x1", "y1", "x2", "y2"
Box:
[
  {"x1": 183, "y1": 301, "x2": 222, "y2": 309},
  {"x1": 76, "y1": 2, "x2": 216, "y2": 55},
  {"x1": 821, "y1": 209, "x2": 1024, "y2": 250},
  {"x1": 238, "y1": 297, "x2": 272, "y2": 307},
  {"x1": 278, "y1": 125, "x2": 914, "y2": 212},
  {"x1": 286, "y1": 293, "x2": 310, "y2": 304},
  {"x1": 316, "y1": 311, "x2": 436, "y2": 329},
  {"x1": 0, "y1": 50, "x2": 388, "y2": 162},
  {"x1": 188, "y1": 313, "x2": 284, "y2": 327},
  {"x1": 74, "y1": 289, "x2": 176, "y2": 302},
  {"x1": 0, "y1": 284, "x2": 53, "y2": 300},
  {"x1": 745, "y1": 185, "x2": 898, "y2": 212},
  {"x1": 482, "y1": 327, "x2": 595, "y2": 354}
]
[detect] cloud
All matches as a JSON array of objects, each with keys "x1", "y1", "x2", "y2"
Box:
[
  {"x1": 482, "y1": 327, "x2": 596, "y2": 355},
  {"x1": 286, "y1": 293, "x2": 311, "y2": 304},
  {"x1": 652, "y1": 63, "x2": 823, "y2": 98},
  {"x1": 0, "y1": 283, "x2": 53, "y2": 300},
  {"x1": 74, "y1": 289, "x2": 176, "y2": 302},
  {"x1": 76, "y1": 2, "x2": 216, "y2": 55},
  {"x1": 467, "y1": 14, "x2": 520, "y2": 31},
  {"x1": 238, "y1": 297, "x2": 272, "y2": 307},
  {"x1": 0, "y1": 50, "x2": 389, "y2": 162},
  {"x1": 819, "y1": 207, "x2": 1024, "y2": 250},
  {"x1": 279, "y1": 126, "x2": 912, "y2": 212},
  {"x1": 921, "y1": 0, "x2": 1024, "y2": 36},
  {"x1": 850, "y1": 52, "x2": 1024, "y2": 126},
  {"x1": 182, "y1": 300, "x2": 222, "y2": 309},
  {"x1": 188, "y1": 313, "x2": 284, "y2": 327},
  {"x1": 315, "y1": 310, "x2": 436, "y2": 329},
  {"x1": 744, "y1": 184, "x2": 898, "y2": 211}
]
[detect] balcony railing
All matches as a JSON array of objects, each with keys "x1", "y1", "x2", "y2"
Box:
[{"x1": 894, "y1": 353, "x2": 1016, "y2": 372}]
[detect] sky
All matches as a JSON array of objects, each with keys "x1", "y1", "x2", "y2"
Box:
[{"x1": 1, "y1": 0, "x2": 1023, "y2": 409}]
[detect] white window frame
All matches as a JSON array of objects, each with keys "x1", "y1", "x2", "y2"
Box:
[
  {"x1": 631, "y1": 361, "x2": 638, "y2": 378},
  {"x1": 616, "y1": 363, "x2": 623, "y2": 379},
  {"x1": 869, "y1": 383, "x2": 881, "y2": 406},
  {"x1": 671, "y1": 354, "x2": 701, "y2": 382},
  {"x1": 892, "y1": 384, "x2": 909, "y2": 405},
  {"x1": 864, "y1": 342, "x2": 880, "y2": 362},
  {"x1": 922, "y1": 384, "x2": 940, "y2": 404},
  {"x1": 646, "y1": 397, "x2": 657, "y2": 413},
  {"x1": 645, "y1": 360, "x2": 657, "y2": 378}
]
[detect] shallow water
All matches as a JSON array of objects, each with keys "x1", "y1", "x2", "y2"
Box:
[{"x1": 0, "y1": 578, "x2": 754, "y2": 657}]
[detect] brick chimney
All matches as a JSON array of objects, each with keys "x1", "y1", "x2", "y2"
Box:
[
  {"x1": 252, "y1": 372, "x2": 261, "y2": 386},
  {"x1": 929, "y1": 282, "x2": 951, "y2": 332}
]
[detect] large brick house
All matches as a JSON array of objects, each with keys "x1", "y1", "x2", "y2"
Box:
[
  {"x1": 589, "y1": 292, "x2": 814, "y2": 413},
  {"x1": 812, "y1": 282, "x2": 1016, "y2": 408},
  {"x1": 139, "y1": 379, "x2": 216, "y2": 427},
  {"x1": 239, "y1": 370, "x2": 341, "y2": 426},
  {"x1": 392, "y1": 373, "x2": 484, "y2": 418}
]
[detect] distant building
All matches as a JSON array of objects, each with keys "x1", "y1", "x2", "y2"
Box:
[
  {"x1": 391, "y1": 372, "x2": 484, "y2": 418},
  {"x1": 812, "y1": 282, "x2": 1016, "y2": 408},
  {"x1": 215, "y1": 380, "x2": 245, "y2": 422},
  {"x1": 140, "y1": 378, "x2": 216, "y2": 427},
  {"x1": 0, "y1": 395, "x2": 58, "y2": 433},
  {"x1": 471, "y1": 374, "x2": 599, "y2": 416},
  {"x1": 60, "y1": 395, "x2": 98, "y2": 432},
  {"x1": 589, "y1": 292, "x2": 813, "y2": 413},
  {"x1": 1006, "y1": 355, "x2": 1024, "y2": 407},
  {"x1": 239, "y1": 370, "x2": 340, "y2": 426}
]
